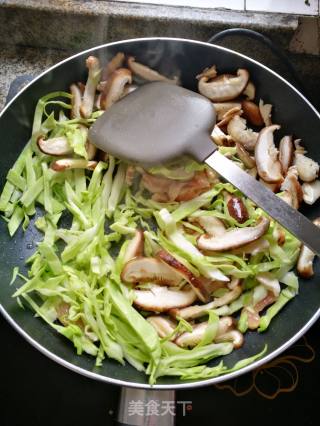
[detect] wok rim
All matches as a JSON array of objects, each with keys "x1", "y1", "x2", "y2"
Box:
[{"x1": 0, "y1": 36, "x2": 319, "y2": 390}]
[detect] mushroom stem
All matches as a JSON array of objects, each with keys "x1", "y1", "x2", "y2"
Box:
[
  {"x1": 80, "y1": 56, "x2": 101, "y2": 118},
  {"x1": 51, "y1": 159, "x2": 97, "y2": 171},
  {"x1": 147, "y1": 316, "x2": 177, "y2": 339},
  {"x1": 128, "y1": 56, "x2": 179, "y2": 84},
  {"x1": 170, "y1": 285, "x2": 243, "y2": 320},
  {"x1": 175, "y1": 316, "x2": 235, "y2": 348},
  {"x1": 133, "y1": 284, "x2": 197, "y2": 312}
]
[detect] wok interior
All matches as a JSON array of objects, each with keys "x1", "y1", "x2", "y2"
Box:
[{"x1": 0, "y1": 38, "x2": 320, "y2": 388}]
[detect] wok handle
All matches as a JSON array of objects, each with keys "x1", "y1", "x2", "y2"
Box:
[{"x1": 116, "y1": 387, "x2": 176, "y2": 426}]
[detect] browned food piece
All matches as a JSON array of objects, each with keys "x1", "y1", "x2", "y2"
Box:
[
  {"x1": 241, "y1": 100, "x2": 264, "y2": 126},
  {"x1": 227, "y1": 196, "x2": 249, "y2": 224}
]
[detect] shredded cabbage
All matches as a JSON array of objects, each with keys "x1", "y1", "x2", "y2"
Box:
[{"x1": 0, "y1": 78, "x2": 308, "y2": 385}]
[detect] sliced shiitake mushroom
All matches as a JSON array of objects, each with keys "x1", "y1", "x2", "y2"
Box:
[
  {"x1": 128, "y1": 56, "x2": 178, "y2": 84},
  {"x1": 147, "y1": 315, "x2": 176, "y2": 338},
  {"x1": 259, "y1": 99, "x2": 272, "y2": 126},
  {"x1": 255, "y1": 125, "x2": 283, "y2": 183},
  {"x1": 256, "y1": 272, "x2": 280, "y2": 297},
  {"x1": 196, "y1": 65, "x2": 217, "y2": 80},
  {"x1": 189, "y1": 215, "x2": 226, "y2": 237},
  {"x1": 294, "y1": 152, "x2": 320, "y2": 183},
  {"x1": 213, "y1": 102, "x2": 242, "y2": 121},
  {"x1": 123, "y1": 230, "x2": 144, "y2": 264},
  {"x1": 227, "y1": 196, "x2": 249, "y2": 224},
  {"x1": 85, "y1": 141, "x2": 97, "y2": 160},
  {"x1": 211, "y1": 125, "x2": 234, "y2": 146},
  {"x1": 231, "y1": 237, "x2": 270, "y2": 256},
  {"x1": 302, "y1": 180, "x2": 320, "y2": 205},
  {"x1": 133, "y1": 284, "x2": 197, "y2": 312},
  {"x1": 121, "y1": 257, "x2": 184, "y2": 286},
  {"x1": 279, "y1": 135, "x2": 293, "y2": 176},
  {"x1": 80, "y1": 56, "x2": 101, "y2": 118},
  {"x1": 175, "y1": 316, "x2": 237, "y2": 348},
  {"x1": 216, "y1": 330, "x2": 244, "y2": 349},
  {"x1": 51, "y1": 159, "x2": 98, "y2": 171},
  {"x1": 197, "y1": 217, "x2": 270, "y2": 252},
  {"x1": 100, "y1": 68, "x2": 132, "y2": 110},
  {"x1": 198, "y1": 69, "x2": 249, "y2": 102},
  {"x1": 217, "y1": 106, "x2": 242, "y2": 127},
  {"x1": 101, "y1": 52, "x2": 125, "y2": 82},
  {"x1": 241, "y1": 100, "x2": 264, "y2": 126},
  {"x1": 157, "y1": 250, "x2": 213, "y2": 302},
  {"x1": 297, "y1": 217, "x2": 320, "y2": 278},
  {"x1": 227, "y1": 115, "x2": 258, "y2": 151},
  {"x1": 280, "y1": 166, "x2": 303, "y2": 209},
  {"x1": 38, "y1": 136, "x2": 73, "y2": 156},
  {"x1": 259, "y1": 179, "x2": 281, "y2": 193},
  {"x1": 170, "y1": 285, "x2": 243, "y2": 320},
  {"x1": 235, "y1": 141, "x2": 255, "y2": 169},
  {"x1": 70, "y1": 84, "x2": 82, "y2": 119},
  {"x1": 242, "y1": 81, "x2": 256, "y2": 100}
]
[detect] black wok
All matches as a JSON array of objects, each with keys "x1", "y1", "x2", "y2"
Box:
[{"x1": 0, "y1": 37, "x2": 319, "y2": 424}]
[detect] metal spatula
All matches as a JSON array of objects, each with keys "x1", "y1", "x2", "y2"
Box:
[{"x1": 89, "y1": 82, "x2": 320, "y2": 255}]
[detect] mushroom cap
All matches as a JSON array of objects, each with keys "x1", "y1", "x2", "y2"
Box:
[
  {"x1": 197, "y1": 217, "x2": 270, "y2": 252},
  {"x1": 255, "y1": 124, "x2": 283, "y2": 183},
  {"x1": 198, "y1": 69, "x2": 249, "y2": 102}
]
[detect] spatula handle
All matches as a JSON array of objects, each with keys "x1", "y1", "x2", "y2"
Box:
[{"x1": 205, "y1": 150, "x2": 320, "y2": 256}]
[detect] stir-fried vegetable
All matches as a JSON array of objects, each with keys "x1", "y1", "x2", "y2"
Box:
[{"x1": 0, "y1": 53, "x2": 318, "y2": 384}]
